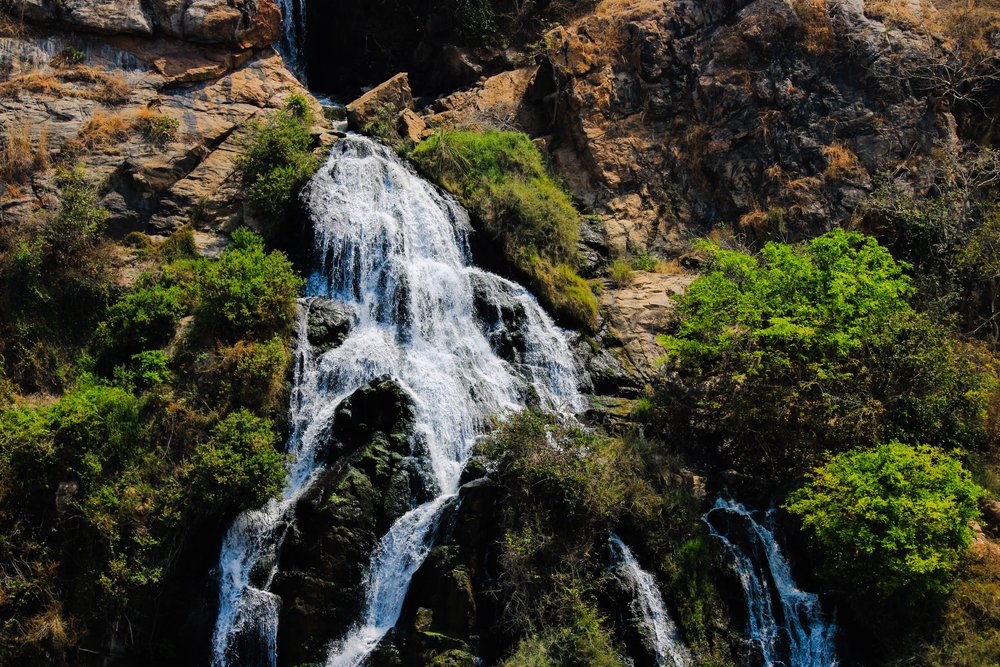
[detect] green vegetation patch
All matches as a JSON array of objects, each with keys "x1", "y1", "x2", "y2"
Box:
[
  {"x1": 410, "y1": 130, "x2": 598, "y2": 330},
  {"x1": 653, "y1": 229, "x2": 996, "y2": 478},
  {"x1": 787, "y1": 442, "x2": 984, "y2": 597},
  {"x1": 237, "y1": 93, "x2": 318, "y2": 219}
]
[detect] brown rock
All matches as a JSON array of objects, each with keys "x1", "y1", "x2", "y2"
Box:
[
  {"x1": 345, "y1": 72, "x2": 413, "y2": 133},
  {"x1": 397, "y1": 108, "x2": 426, "y2": 143},
  {"x1": 61, "y1": 0, "x2": 154, "y2": 35}
]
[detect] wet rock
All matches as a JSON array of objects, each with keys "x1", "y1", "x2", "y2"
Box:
[
  {"x1": 304, "y1": 297, "x2": 354, "y2": 353},
  {"x1": 272, "y1": 378, "x2": 422, "y2": 667},
  {"x1": 346, "y1": 72, "x2": 414, "y2": 133},
  {"x1": 470, "y1": 273, "x2": 528, "y2": 364}
]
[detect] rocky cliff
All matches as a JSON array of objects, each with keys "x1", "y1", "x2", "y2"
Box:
[{"x1": 1, "y1": 0, "x2": 325, "y2": 254}]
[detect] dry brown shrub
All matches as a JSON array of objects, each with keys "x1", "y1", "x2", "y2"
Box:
[
  {"x1": 794, "y1": 0, "x2": 836, "y2": 54},
  {"x1": 0, "y1": 66, "x2": 131, "y2": 105},
  {"x1": 822, "y1": 142, "x2": 865, "y2": 180},
  {"x1": 865, "y1": 0, "x2": 926, "y2": 29},
  {"x1": 0, "y1": 122, "x2": 48, "y2": 184},
  {"x1": 66, "y1": 112, "x2": 136, "y2": 154},
  {"x1": 786, "y1": 175, "x2": 822, "y2": 191},
  {"x1": 0, "y1": 71, "x2": 64, "y2": 98}
]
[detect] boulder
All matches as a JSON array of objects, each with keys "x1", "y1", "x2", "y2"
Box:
[
  {"x1": 272, "y1": 378, "x2": 422, "y2": 667},
  {"x1": 397, "y1": 108, "x2": 426, "y2": 143},
  {"x1": 304, "y1": 297, "x2": 354, "y2": 353},
  {"x1": 346, "y1": 72, "x2": 413, "y2": 133},
  {"x1": 61, "y1": 0, "x2": 154, "y2": 35}
]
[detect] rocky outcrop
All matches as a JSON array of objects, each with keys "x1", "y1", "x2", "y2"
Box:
[
  {"x1": 345, "y1": 71, "x2": 413, "y2": 133},
  {"x1": 271, "y1": 378, "x2": 425, "y2": 667},
  {"x1": 1, "y1": 0, "x2": 324, "y2": 252},
  {"x1": 6, "y1": 0, "x2": 281, "y2": 48}
]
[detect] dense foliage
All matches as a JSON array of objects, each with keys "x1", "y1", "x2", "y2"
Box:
[
  {"x1": 0, "y1": 207, "x2": 301, "y2": 663},
  {"x1": 479, "y1": 412, "x2": 732, "y2": 665},
  {"x1": 654, "y1": 229, "x2": 996, "y2": 478},
  {"x1": 786, "y1": 442, "x2": 984, "y2": 597},
  {"x1": 410, "y1": 130, "x2": 598, "y2": 330},
  {"x1": 237, "y1": 93, "x2": 318, "y2": 219},
  {"x1": 0, "y1": 166, "x2": 115, "y2": 391}
]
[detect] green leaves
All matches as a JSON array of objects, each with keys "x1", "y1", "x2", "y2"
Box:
[
  {"x1": 655, "y1": 229, "x2": 995, "y2": 476},
  {"x1": 237, "y1": 96, "x2": 317, "y2": 218},
  {"x1": 786, "y1": 442, "x2": 984, "y2": 597}
]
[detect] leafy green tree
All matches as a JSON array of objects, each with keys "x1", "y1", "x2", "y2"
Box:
[
  {"x1": 655, "y1": 229, "x2": 995, "y2": 477},
  {"x1": 786, "y1": 442, "x2": 984, "y2": 597}
]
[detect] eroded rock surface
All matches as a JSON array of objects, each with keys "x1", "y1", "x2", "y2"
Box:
[{"x1": 1, "y1": 0, "x2": 325, "y2": 251}]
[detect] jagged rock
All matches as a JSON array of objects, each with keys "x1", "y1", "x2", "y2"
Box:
[
  {"x1": 304, "y1": 297, "x2": 354, "y2": 353},
  {"x1": 398, "y1": 107, "x2": 426, "y2": 143},
  {"x1": 346, "y1": 72, "x2": 413, "y2": 133}
]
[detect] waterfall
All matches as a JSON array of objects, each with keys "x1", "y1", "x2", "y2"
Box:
[
  {"x1": 703, "y1": 498, "x2": 837, "y2": 667},
  {"x1": 277, "y1": 0, "x2": 307, "y2": 82},
  {"x1": 211, "y1": 135, "x2": 582, "y2": 667},
  {"x1": 609, "y1": 535, "x2": 690, "y2": 667}
]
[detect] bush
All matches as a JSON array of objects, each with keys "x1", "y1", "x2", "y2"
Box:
[
  {"x1": 237, "y1": 96, "x2": 317, "y2": 217},
  {"x1": 654, "y1": 229, "x2": 996, "y2": 477},
  {"x1": 188, "y1": 409, "x2": 286, "y2": 512},
  {"x1": 410, "y1": 130, "x2": 597, "y2": 330},
  {"x1": 135, "y1": 110, "x2": 179, "y2": 145},
  {"x1": 786, "y1": 442, "x2": 984, "y2": 597},
  {"x1": 609, "y1": 259, "x2": 634, "y2": 286},
  {"x1": 194, "y1": 228, "x2": 303, "y2": 341},
  {"x1": 95, "y1": 281, "x2": 185, "y2": 368}
]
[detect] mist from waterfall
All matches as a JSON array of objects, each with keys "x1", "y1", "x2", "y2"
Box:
[
  {"x1": 704, "y1": 498, "x2": 838, "y2": 667},
  {"x1": 609, "y1": 535, "x2": 690, "y2": 667},
  {"x1": 210, "y1": 135, "x2": 582, "y2": 667}
]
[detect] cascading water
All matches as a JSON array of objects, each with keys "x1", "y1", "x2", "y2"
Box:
[
  {"x1": 277, "y1": 0, "x2": 307, "y2": 82},
  {"x1": 704, "y1": 498, "x2": 838, "y2": 667},
  {"x1": 609, "y1": 535, "x2": 690, "y2": 667},
  {"x1": 211, "y1": 134, "x2": 582, "y2": 667}
]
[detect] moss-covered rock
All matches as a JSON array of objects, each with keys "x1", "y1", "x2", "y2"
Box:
[{"x1": 271, "y1": 378, "x2": 421, "y2": 667}]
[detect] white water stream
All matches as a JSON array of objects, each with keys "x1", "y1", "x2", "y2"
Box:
[
  {"x1": 609, "y1": 535, "x2": 690, "y2": 667},
  {"x1": 704, "y1": 498, "x2": 838, "y2": 667},
  {"x1": 210, "y1": 135, "x2": 582, "y2": 667}
]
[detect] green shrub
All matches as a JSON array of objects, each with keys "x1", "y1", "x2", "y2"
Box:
[
  {"x1": 609, "y1": 259, "x2": 634, "y2": 286},
  {"x1": 410, "y1": 130, "x2": 597, "y2": 330},
  {"x1": 156, "y1": 224, "x2": 199, "y2": 262},
  {"x1": 95, "y1": 281, "x2": 185, "y2": 367},
  {"x1": 189, "y1": 409, "x2": 286, "y2": 512},
  {"x1": 629, "y1": 253, "x2": 659, "y2": 272},
  {"x1": 0, "y1": 165, "x2": 113, "y2": 391},
  {"x1": 237, "y1": 97, "x2": 317, "y2": 217},
  {"x1": 136, "y1": 112, "x2": 179, "y2": 145},
  {"x1": 194, "y1": 228, "x2": 303, "y2": 341},
  {"x1": 786, "y1": 442, "x2": 984, "y2": 597},
  {"x1": 654, "y1": 229, "x2": 996, "y2": 477}
]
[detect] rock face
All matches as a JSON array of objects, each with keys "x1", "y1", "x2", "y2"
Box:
[
  {"x1": 7, "y1": 0, "x2": 281, "y2": 47},
  {"x1": 1, "y1": 0, "x2": 322, "y2": 251},
  {"x1": 271, "y1": 377, "x2": 425, "y2": 667}
]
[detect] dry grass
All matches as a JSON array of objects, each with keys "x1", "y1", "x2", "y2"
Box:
[
  {"x1": 1, "y1": 122, "x2": 48, "y2": 185},
  {"x1": 0, "y1": 66, "x2": 131, "y2": 105},
  {"x1": 823, "y1": 142, "x2": 865, "y2": 180},
  {"x1": 65, "y1": 112, "x2": 136, "y2": 154},
  {"x1": 794, "y1": 0, "x2": 836, "y2": 54},
  {"x1": 865, "y1": 0, "x2": 929, "y2": 30}
]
